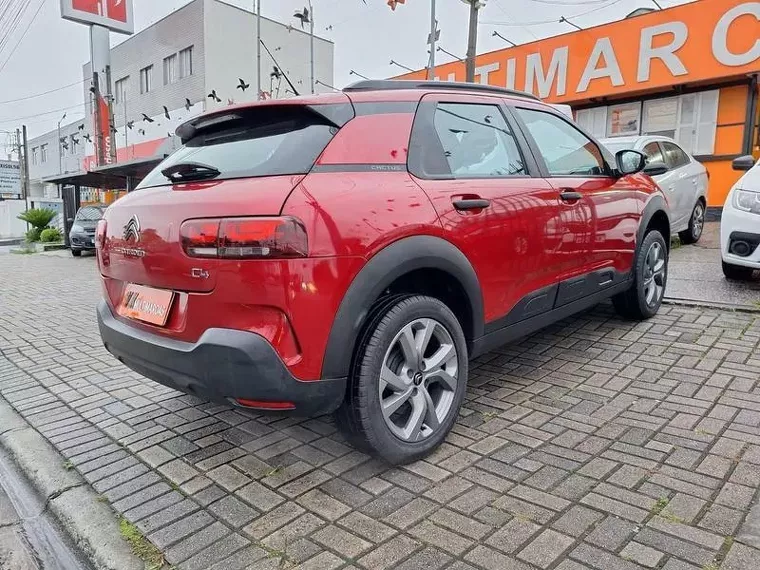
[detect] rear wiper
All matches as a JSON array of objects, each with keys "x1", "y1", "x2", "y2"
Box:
[{"x1": 161, "y1": 162, "x2": 221, "y2": 183}]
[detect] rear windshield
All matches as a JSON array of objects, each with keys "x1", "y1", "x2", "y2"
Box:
[{"x1": 138, "y1": 108, "x2": 337, "y2": 189}]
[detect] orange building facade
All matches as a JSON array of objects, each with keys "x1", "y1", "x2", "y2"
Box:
[{"x1": 397, "y1": 0, "x2": 760, "y2": 209}]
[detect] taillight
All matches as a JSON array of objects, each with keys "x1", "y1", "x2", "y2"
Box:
[
  {"x1": 95, "y1": 220, "x2": 107, "y2": 249},
  {"x1": 180, "y1": 217, "x2": 308, "y2": 259}
]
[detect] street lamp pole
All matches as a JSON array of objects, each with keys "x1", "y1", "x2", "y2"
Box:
[
  {"x1": 427, "y1": 0, "x2": 436, "y2": 80},
  {"x1": 256, "y1": 0, "x2": 261, "y2": 100}
]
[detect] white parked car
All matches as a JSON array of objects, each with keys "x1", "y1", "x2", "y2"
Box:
[
  {"x1": 601, "y1": 136, "x2": 709, "y2": 244},
  {"x1": 721, "y1": 155, "x2": 760, "y2": 280}
]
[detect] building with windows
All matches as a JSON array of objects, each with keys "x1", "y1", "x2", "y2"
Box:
[
  {"x1": 398, "y1": 0, "x2": 759, "y2": 212},
  {"x1": 27, "y1": 0, "x2": 334, "y2": 201}
]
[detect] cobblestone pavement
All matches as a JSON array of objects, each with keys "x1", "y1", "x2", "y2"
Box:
[{"x1": 2, "y1": 253, "x2": 760, "y2": 570}]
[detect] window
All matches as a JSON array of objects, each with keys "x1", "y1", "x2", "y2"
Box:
[
  {"x1": 115, "y1": 76, "x2": 129, "y2": 104},
  {"x1": 140, "y1": 65, "x2": 153, "y2": 94},
  {"x1": 163, "y1": 54, "x2": 178, "y2": 85},
  {"x1": 179, "y1": 46, "x2": 193, "y2": 79},
  {"x1": 70, "y1": 135, "x2": 79, "y2": 155},
  {"x1": 516, "y1": 108, "x2": 606, "y2": 176},
  {"x1": 31, "y1": 147, "x2": 38, "y2": 165},
  {"x1": 607, "y1": 102, "x2": 641, "y2": 137},
  {"x1": 642, "y1": 97, "x2": 678, "y2": 139},
  {"x1": 40, "y1": 144, "x2": 48, "y2": 163},
  {"x1": 642, "y1": 142, "x2": 665, "y2": 164},
  {"x1": 430, "y1": 103, "x2": 525, "y2": 177},
  {"x1": 138, "y1": 107, "x2": 338, "y2": 189},
  {"x1": 575, "y1": 107, "x2": 607, "y2": 139},
  {"x1": 661, "y1": 142, "x2": 690, "y2": 169}
]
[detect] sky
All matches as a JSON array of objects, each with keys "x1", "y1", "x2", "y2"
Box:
[{"x1": 0, "y1": 0, "x2": 693, "y2": 150}]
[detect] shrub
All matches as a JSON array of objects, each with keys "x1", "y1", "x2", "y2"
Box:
[
  {"x1": 25, "y1": 227, "x2": 42, "y2": 243},
  {"x1": 40, "y1": 228, "x2": 62, "y2": 243},
  {"x1": 18, "y1": 208, "x2": 58, "y2": 230}
]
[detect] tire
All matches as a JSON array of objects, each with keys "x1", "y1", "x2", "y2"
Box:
[
  {"x1": 335, "y1": 295, "x2": 468, "y2": 464},
  {"x1": 722, "y1": 261, "x2": 755, "y2": 281},
  {"x1": 71, "y1": 249, "x2": 82, "y2": 257},
  {"x1": 613, "y1": 229, "x2": 668, "y2": 320},
  {"x1": 678, "y1": 200, "x2": 705, "y2": 244}
]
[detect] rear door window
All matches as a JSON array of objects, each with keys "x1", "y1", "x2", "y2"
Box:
[
  {"x1": 138, "y1": 107, "x2": 338, "y2": 189},
  {"x1": 433, "y1": 103, "x2": 526, "y2": 177},
  {"x1": 76, "y1": 206, "x2": 104, "y2": 221}
]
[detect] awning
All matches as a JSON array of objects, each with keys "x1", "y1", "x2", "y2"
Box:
[{"x1": 41, "y1": 156, "x2": 164, "y2": 190}]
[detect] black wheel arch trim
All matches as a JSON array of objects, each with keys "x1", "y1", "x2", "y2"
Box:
[
  {"x1": 638, "y1": 194, "x2": 670, "y2": 247},
  {"x1": 321, "y1": 235, "x2": 484, "y2": 380}
]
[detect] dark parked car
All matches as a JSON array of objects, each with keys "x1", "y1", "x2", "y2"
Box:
[
  {"x1": 69, "y1": 205, "x2": 106, "y2": 256},
  {"x1": 96, "y1": 80, "x2": 671, "y2": 464}
]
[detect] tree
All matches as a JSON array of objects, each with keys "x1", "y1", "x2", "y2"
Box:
[{"x1": 18, "y1": 208, "x2": 57, "y2": 230}]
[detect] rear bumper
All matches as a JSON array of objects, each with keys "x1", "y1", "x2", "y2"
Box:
[{"x1": 97, "y1": 301, "x2": 346, "y2": 416}]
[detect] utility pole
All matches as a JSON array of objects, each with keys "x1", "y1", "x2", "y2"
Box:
[
  {"x1": 464, "y1": 0, "x2": 483, "y2": 83},
  {"x1": 21, "y1": 126, "x2": 29, "y2": 204},
  {"x1": 256, "y1": 0, "x2": 261, "y2": 100},
  {"x1": 427, "y1": 0, "x2": 436, "y2": 80},
  {"x1": 309, "y1": 1, "x2": 315, "y2": 94}
]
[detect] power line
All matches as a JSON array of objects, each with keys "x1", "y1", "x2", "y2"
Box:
[
  {"x1": 0, "y1": 78, "x2": 86, "y2": 106},
  {"x1": 0, "y1": 0, "x2": 45, "y2": 76},
  {"x1": 0, "y1": 101, "x2": 84, "y2": 126},
  {"x1": 0, "y1": 0, "x2": 31, "y2": 57},
  {"x1": 482, "y1": 0, "x2": 625, "y2": 26}
]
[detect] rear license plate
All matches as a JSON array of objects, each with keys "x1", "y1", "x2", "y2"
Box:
[{"x1": 118, "y1": 284, "x2": 175, "y2": 326}]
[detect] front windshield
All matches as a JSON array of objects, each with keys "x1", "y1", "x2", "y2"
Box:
[{"x1": 76, "y1": 206, "x2": 105, "y2": 222}]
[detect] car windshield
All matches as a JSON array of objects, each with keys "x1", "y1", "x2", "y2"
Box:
[{"x1": 76, "y1": 206, "x2": 105, "y2": 222}]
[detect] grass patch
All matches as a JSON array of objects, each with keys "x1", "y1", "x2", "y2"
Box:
[
  {"x1": 119, "y1": 518, "x2": 165, "y2": 569},
  {"x1": 702, "y1": 564, "x2": 720, "y2": 570},
  {"x1": 480, "y1": 411, "x2": 498, "y2": 422},
  {"x1": 62, "y1": 460, "x2": 74, "y2": 471},
  {"x1": 659, "y1": 510, "x2": 685, "y2": 524},
  {"x1": 95, "y1": 495, "x2": 109, "y2": 503},
  {"x1": 651, "y1": 497, "x2": 669, "y2": 516},
  {"x1": 265, "y1": 466, "x2": 283, "y2": 478}
]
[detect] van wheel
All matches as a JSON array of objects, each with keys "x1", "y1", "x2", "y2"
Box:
[
  {"x1": 722, "y1": 261, "x2": 755, "y2": 281},
  {"x1": 335, "y1": 295, "x2": 468, "y2": 465},
  {"x1": 679, "y1": 201, "x2": 705, "y2": 244},
  {"x1": 613, "y1": 230, "x2": 668, "y2": 320}
]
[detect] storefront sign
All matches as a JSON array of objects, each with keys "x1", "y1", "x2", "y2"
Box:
[
  {"x1": 0, "y1": 161, "x2": 21, "y2": 197},
  {"x1": 400, "y1": 0, "x2": 760, "y2": 103}
]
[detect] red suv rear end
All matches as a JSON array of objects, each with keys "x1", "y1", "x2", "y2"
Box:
[{"x1": 98, "y1": 80, "x2": 670, "y2": 463}]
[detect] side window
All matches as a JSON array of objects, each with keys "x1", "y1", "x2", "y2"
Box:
[
  {"x1": 642, "y1": 142, "x2": 665, "y2": 164},
  {"x1": 432, "y1": 103, "x2": 526, "y2": 177},
  {"x1": 661, "y1": 142, "x2": 690, "y2": 169},
  {"x1": 516, "y1": 108, "x2": 606, "y2": 176}
]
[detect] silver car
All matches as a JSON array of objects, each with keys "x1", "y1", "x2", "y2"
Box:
[{"x1": 602, "y1": 136, "x2": 709, "y2": 244}]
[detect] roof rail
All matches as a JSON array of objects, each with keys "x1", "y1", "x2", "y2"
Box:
[{"x1": 343, "y1": 79, "x2": 540, "y2": 101}]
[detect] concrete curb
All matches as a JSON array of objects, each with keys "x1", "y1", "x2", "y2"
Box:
[
  {"x1": 0, "y1": 397, "x2": 144, "y2": 570},
  {"x1": 663, "y1": 296, "x2": 760, "y2": 313}
]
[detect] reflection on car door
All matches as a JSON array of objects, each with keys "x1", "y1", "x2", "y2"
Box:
[
  {"x1": 513, "y1": 107, "x2": 639, "y2": 300},
  {"x1": 660, "y1": 141, "x2": 695, "y2": 230},
  {"x1": 408, "y1": 95, "x2": 561, "y2": 326}
]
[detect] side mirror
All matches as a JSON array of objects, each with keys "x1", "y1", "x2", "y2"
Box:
[
  {"x1": 616, "y1": 149, "x2": 646, "y2": 176},
  {"x1": 643, "y1": 161, "x2": 669, "y2": 176},
  {"x1": 732, "y1": 155, "x2": 756, "y2": 172}
]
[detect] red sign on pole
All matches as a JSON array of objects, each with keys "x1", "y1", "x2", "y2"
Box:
[{"x1": 61, "y1": 0, "x2": 133, "y2": 34}]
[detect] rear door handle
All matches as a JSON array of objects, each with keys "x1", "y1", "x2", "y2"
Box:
[
  {"x1": 453, "y1": 199, "x2": 490, "y2": 211},
  {"x1": 559, "y1": 191, "x2": 583, "y2": 202}
]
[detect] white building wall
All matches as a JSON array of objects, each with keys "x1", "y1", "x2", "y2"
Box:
[
  {"x1": 203, "y1": 0, "x2": 334, "y2": 110},
  {"x1": 0, "y1": 200, "x2": 28, "y2": 239}
]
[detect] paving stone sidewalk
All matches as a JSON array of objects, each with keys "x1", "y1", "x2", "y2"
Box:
[{"x1": 1, "y1": 253, "x2": 760, "y2": 570}]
